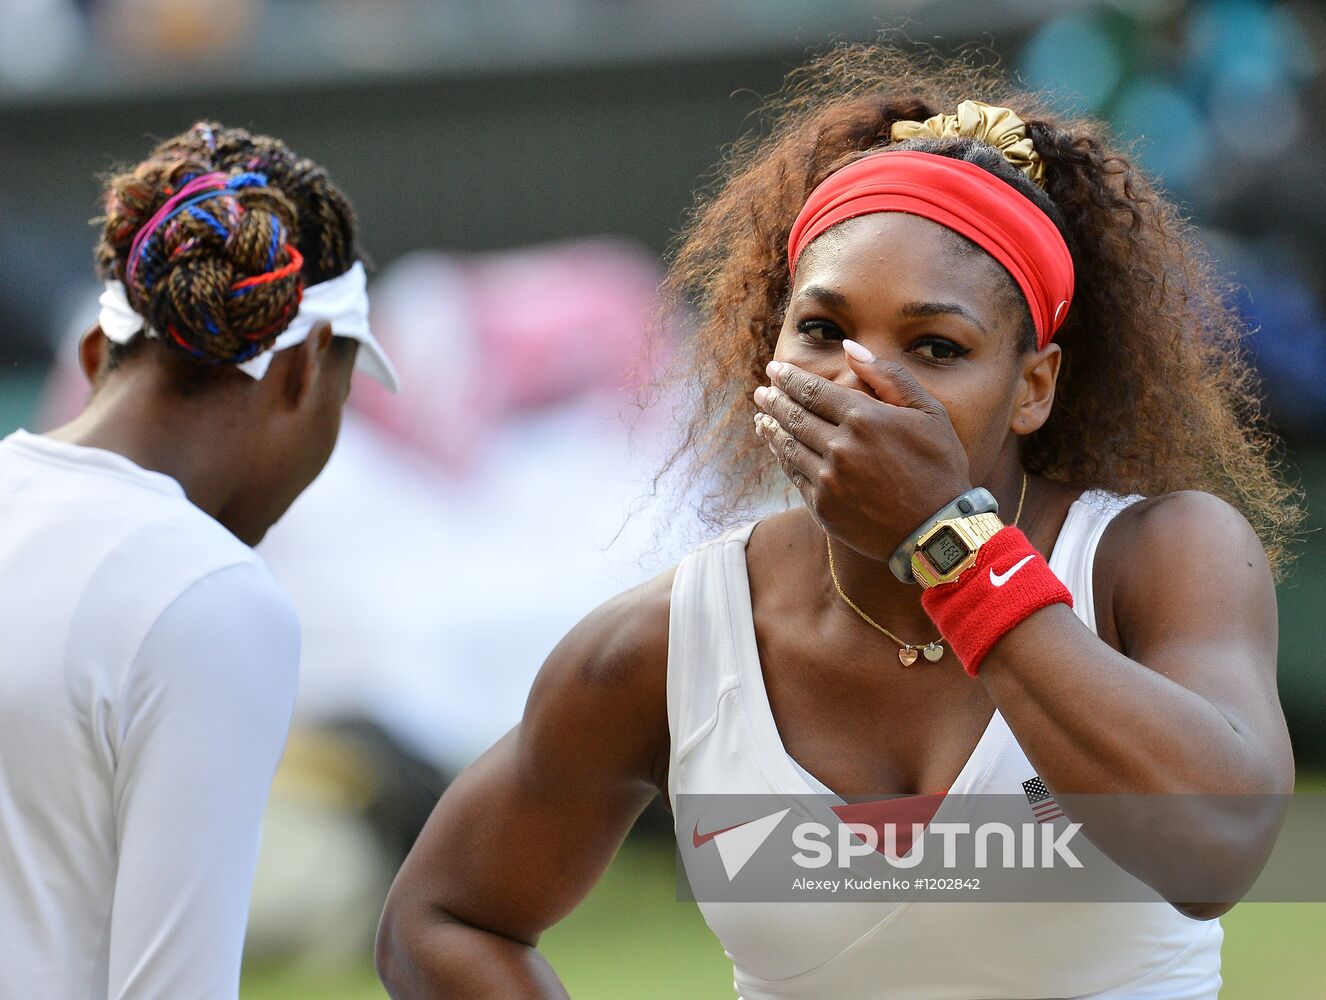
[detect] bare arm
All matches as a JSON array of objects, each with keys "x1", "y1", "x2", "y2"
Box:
[
  {"x1": 978, "y1": 491, "x2": 1293, "y2": 916},
  {"x1": 376, "y1": 570, "x2": 674, "y2": 998}
]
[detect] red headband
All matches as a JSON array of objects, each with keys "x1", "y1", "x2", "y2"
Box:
[{"x1": 787, "y1": 151, "x2": 1074, "y2": 348}]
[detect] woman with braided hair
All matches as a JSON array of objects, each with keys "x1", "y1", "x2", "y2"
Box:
[
  {"x1": 0, "y1": 123, "x2": 397, "y2": 997},
  {"x1": 378, "y1": 45, "x2": 1298, "y2": 999}
]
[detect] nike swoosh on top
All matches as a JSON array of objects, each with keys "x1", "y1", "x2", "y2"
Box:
[
  {"x1": 990, "y1": 554, "x2": 1036, "y2": 587},
  {"x1": 692, "y1": 819, "x2": 751, "y2": 849}
]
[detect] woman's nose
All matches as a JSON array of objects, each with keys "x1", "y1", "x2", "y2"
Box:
[
  {"x1": 800, "y1": 357, "x2": 856, "y2": 389},
  {"x1": 834, "y1": 367, "x2": 867, "y2": 389}
]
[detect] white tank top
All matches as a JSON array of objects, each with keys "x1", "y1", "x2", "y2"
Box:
[{"x1": 666, "y1": 490, "x2": 1222, "y2": 999}]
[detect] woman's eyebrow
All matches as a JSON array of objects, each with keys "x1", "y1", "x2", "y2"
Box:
[
  {"x1": 899, "y1": 301, "x2": 990, "y2": 337},
  {"x1": 797, "y1": 284, "x2": 851, "y2": 309}
]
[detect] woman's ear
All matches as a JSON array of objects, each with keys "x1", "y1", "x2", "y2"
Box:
[
  {"x1": 78, "y1": 326, "x2": 110, "y2": 387},
  {"x1": 1010, "y1": 343, "x2": 1061, "y2": 435},
  {"x1": 277, "y1": 322, "x2": 335, "y2": 409}
]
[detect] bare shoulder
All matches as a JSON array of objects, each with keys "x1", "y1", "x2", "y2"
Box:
[
  {"x1": 1095, "y1": 489, "x2": 1275, "y2": 655},
  {"x1": 538, "y1": 566, "x2": 675, "y2": 692},
  {"x1": 1102, "y1": 489, "x2": 1267, "y2": 570},
  {"x1": 519, "y1": 566, "x2": 677, "y2": 794}
]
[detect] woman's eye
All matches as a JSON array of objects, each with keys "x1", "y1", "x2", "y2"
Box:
[
  {"x1": 796, "y1": 319, "x2": 843, "y2": 343},
  {"x1": 911, "y1": 337, "x2": 969, "y2": 362}
]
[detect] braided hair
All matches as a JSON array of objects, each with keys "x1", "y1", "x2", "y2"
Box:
[{"x1": 96, "y1": 122, "x2": 359, "y2": 371}]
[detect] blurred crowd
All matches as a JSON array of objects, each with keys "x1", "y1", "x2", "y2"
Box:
[
  {"x1": 5, "y1": 1, "x2": 1324, "y2": 434},
  {"x1": 1020, "y1": 0, "x2": 1326, "y2": 436}
]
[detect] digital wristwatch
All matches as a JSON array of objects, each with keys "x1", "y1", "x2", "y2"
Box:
[{"x1": 887, "y1": 487, "x2": 1003, "y2": 588}]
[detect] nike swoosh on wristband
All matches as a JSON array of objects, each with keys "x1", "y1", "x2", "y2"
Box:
[{"x1": 990, "y1": 554, "x2": 1036, "y2": 587}]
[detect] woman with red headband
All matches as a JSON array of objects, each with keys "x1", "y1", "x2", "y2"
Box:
[
  {"x1": 378, "y1": 47, "x2": 1297, "y2": 998},
  {"x1": 0, "y1": 123, "x2": 397, "y2": 997}
]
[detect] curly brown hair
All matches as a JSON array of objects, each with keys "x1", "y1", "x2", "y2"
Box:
[
  {"x1": 96, "y1": 122, "x2": 359, "y2": 371},
  {"x1": 660, "y1": 42, "x2": 1302, "y2": 576}
]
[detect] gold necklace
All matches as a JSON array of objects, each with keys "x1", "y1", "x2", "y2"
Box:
[{"x1": 827, "y1": 473, "x2": 1027, "y2": 666}]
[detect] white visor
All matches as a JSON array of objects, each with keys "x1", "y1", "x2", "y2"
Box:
[{"x1": 97, "y1": 260, "x2": 400, "y2": 393}]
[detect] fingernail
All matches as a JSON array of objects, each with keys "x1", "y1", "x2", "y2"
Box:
[
  {"x1": 766, "y1": 360, "x2": 784, "y2": 381},
  {"x1": 753, "y1": 386, "x2": 770, "y2": 406},
  {"x1": 843, "y1": 339, "x2": 874, "y2": 363}
]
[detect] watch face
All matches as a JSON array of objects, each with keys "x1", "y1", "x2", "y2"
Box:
[{"x1": 922, "y1": 526, "x2": 970, "y2": 576}]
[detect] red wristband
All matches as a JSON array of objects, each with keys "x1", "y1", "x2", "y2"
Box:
[{"x1": 920, "y1": 525, "x2": 1072, "y2": 676}]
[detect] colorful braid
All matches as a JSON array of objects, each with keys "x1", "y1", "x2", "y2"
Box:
[
  {"x1": 100, "y1": 154, "x2": 305, "y2": 366},
  {"x1": 124, "y1": 171, "x2": 229, "y2": 291},
  {"x1": 95, "y1": 122, "x2": 360, "y2": 372}
]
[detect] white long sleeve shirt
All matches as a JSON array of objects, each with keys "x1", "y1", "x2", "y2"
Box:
[{"x1": 0, "y1": 430, "x2": 299, "y2": 999}]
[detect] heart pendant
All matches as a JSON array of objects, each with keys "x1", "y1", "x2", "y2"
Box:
[
  {"x1": 898, "y1": 647, "x2": 919, "y2": 666},
  {"x1": 923, "y1": 643, "x2": 944, "y2": 662}
]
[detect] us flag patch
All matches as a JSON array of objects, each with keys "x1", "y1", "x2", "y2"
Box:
[{"x1": 1022, "y1": 776, "x2": 1065, "y2": 823}]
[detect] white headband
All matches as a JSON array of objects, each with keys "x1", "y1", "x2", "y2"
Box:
[{"x1": 97, "y1": 261, "x2": 400, "y2": 393}]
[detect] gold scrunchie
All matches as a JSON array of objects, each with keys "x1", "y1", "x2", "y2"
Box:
[{"x1": 890, "y1": 100, "x2": 1044, "y2": 186}]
